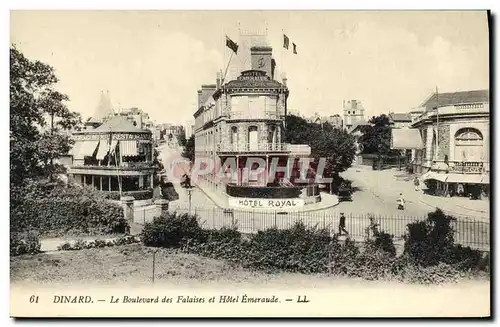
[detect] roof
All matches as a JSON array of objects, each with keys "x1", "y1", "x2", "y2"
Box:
[
  {"x1": 389, "y1": 112, "x2": 412, "y2": 122},
  {"x1": 420, "y1": 90, "x2": 489, "y2": 111},
  {"x1": 347, "y1": 121, "x2": 370, "y2": 134},
  {"x1": 224, "y1": 70, "x2": 286, "y2": 90},
  {"x1": 89, "y1": 115, "x2": 150, "y2": 134}
]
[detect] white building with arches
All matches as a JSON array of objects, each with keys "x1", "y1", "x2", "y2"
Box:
[{"x1": 405, "y1": 89, "x2": 489, "y2": 198}]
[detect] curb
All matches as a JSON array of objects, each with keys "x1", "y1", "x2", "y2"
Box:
[{"x1": 195, "y1": 182, "x2": 340, "y2": 213}]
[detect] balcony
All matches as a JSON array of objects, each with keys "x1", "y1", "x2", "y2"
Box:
[
  {"x1": 228, "y1": 111, "x2": 281, "y2": 120},
  {"x1": 217, "y1": 142, "x2": 289, "y2": 153},
  {"x1": 69, "y1": 161, "x2": 155, "y2": 176},
  {"x1": 412, "y1": 102, "x2": 489, "y2": 125}
]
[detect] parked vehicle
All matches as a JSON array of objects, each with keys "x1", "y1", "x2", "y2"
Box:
[{"x1": 338, "y1": 186, "x2": 352, "y2": 202}]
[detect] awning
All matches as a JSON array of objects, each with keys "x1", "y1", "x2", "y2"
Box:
[
  {"x1": 420, "y1": 171, "x2": 436, "y2": 181},
  {"x1": 391, "y1": 129, "x2": 424, "y2": 150},
  {"x1": 444, "y1": 173, "x2": 482, "y2": 184},
  {"x1": 109, "y1": 140, "x2": 118, "y2": 155},
  {"x1": 95, "y1": 141, "x2": 110, "y2": 160},
  {"x1": 480, "y1": 174, "x2": 489, "y2": 184},
  {"x1": 421, "y1": 171, "x2": 447, "y2": 182},
  {"x1": 69, "y1": 142, "x2": 84, "y2": 159},
  {"x1": 78, "y1": 140, "x2": 99, "y2": 157},
  {"x1": 120, "y1": 140, "x2": 138, "y2": 156},
  {"x1": 423, "y1": 172, "x2": 489, "y2": 184}
]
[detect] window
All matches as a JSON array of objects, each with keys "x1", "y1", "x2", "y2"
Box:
[
  {"x1": 248, "y1": 126, "x2": 258, "y2": 151},
  {"x1": 455, "y1": 128, "x2": 483, "y2": 144},
  {"x1": 230, "y1": 126, "x2": 238, "y2": 145}
]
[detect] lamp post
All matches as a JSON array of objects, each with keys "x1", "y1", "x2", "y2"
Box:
[{"x1": 187, "y1": 187, "x2": 193, "y2": 215}]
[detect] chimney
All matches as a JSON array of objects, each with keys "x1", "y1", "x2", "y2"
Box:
[
  {"x1": 197, "y1": 90, "x2": 203, "y2": 108},
  {"x1": 250, "y1": 46, "x2": 273, "y2": 78},
  {"x1": 216, "y1": 71, "x2": 222, "y2": 89},
  {"x1": 200, "y1": 84, "x2": 217, "y2": 106}
]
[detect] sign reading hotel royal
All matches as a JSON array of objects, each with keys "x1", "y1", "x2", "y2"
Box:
[{"x1": 229, "y1": 197, "x2": 305, "y2": 209}]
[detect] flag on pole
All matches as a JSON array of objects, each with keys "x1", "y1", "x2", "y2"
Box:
[
  {"x1": 226, "y1": 36, "x2": 238, "y2": 54},
  {"x1": 293, "y1": 43, "x2": 297, "y2": 54},
  {"x1": 283, "y1": 34, "x2": 290, "y2": 49}
]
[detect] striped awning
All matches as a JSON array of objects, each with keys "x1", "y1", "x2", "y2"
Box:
[
  {"x1": 109, "y1": 140, "x2": 118, "y2": 155},
  {"x1": 391, "y1": 129, "x2": 424, "y2": 150},
  {"x1": 120, "y1": 140, "x2": 138, "y2": 156},
  {"x1": 69, "y1": 142, "x2": 84, "y2": 159},
  {"x1": 95, "y1": 141, "x2": 110, "y2": 160},
  {"x1": 78, "y1": 140, "x2": 99, "y2": 157}
]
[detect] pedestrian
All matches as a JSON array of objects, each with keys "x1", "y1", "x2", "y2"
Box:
[
  {"x1": 414, "y1": 176, "x2": 420, "y2": 191},
  {"x1": 338, "y1": 212, "x2": 349, "y2": 236},
  {"x1": 398, "y1": 193, "x2": 405, "y2": 210}
]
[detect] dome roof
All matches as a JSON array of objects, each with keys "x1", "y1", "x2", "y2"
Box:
[
  {"x1": 87, "y1": 116, "x2": 150, "y2": 134},
  {"x1": 224, "y1": 70, "x2": 286, "y2": 91}
]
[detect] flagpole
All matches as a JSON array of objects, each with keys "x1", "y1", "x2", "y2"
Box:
[
  {"x1": 436, "y1": 86, "x2": 439, "y2": 161},
  {"x1": 222, "y1": 51, "x2": 234, "y2": 84}
]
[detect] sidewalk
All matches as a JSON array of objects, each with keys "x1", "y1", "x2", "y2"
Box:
[{"x1": 345, "y1": 165, "x2": 490, "y2": 220}]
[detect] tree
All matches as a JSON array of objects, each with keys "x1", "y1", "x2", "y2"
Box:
[
  {"x1": 10, "y1": 46, "x2": 81, "y2": 186},
  {"x1": 358, "y1": 114, "x2": 398, "y2": 156},
  {"x1": 177, "y1": 126, "x2": 187, "y2": 147},
  {"x1": 181, "y1": 135, "x2": 195, "y2": 162},
  {"x1": 284, "y1": 115, "x2": 356, "y2": 180}
]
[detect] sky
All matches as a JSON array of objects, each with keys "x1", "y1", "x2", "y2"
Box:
[{"x1": 10, "y1": 10, "x2": 489, "y2": 126}]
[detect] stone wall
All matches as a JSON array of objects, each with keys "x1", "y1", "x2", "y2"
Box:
[{"x1": 437, "y1": 122, "x2": 451, "y2": 159}]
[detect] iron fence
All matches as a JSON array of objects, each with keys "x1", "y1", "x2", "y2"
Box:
[{"x1": 133, "y1": 205, "x2": 490, "y2": 252}]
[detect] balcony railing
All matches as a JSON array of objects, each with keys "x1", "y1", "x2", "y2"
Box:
[
  {"x1": 217, "y1": 143, "x2": 289, "y2": 153},
  {"x1": 228, "y1": 111, "x2": 281, "y2": 120},
  {"x1": 412, "y1": 102, "x2": 489, "y2": 124},
  {"x1": 71, "y1": 161, "x2": 154, "y2": 170}
]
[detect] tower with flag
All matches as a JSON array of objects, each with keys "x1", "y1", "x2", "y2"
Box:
[{"x1": 191, "y1": 25, "x2": 316, "y2": 210}]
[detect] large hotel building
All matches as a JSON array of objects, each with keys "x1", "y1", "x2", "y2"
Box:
[{"x1": 193, "y1": 33, "x2": 317, "y2": 204}]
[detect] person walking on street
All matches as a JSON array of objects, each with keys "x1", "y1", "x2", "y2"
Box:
[
  {"x1": 398, "y1": 193, "x2": 405, "y2": 210},
  {"x1": 338, "y1": 212, "x2": 349, "y2": 236},
  {"x1": 414, "y1": 176, "x2": 420, "y2": 191}
]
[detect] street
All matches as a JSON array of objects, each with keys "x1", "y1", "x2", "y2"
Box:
[{"x1": 154, "y1": 146, "x2": 488, "y2": 250}]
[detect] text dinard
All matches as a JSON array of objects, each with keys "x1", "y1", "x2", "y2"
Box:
[{"x1": 109, "y1": 295, "x2": 279, "y2": 304}]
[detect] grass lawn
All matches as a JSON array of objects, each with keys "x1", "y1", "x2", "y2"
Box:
[{"x1": 11, "y1": 244, "x2": 489, "y2": 288}]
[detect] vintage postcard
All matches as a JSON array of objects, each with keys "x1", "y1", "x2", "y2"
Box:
[{"x1": 9, "y1": 10, "x2": 491, "y2": 318}]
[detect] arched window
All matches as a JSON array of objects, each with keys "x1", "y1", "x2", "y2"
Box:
[
  {"x1": 230, "y1": 126, "x2": 238, "y2": 150},
  {"x1": 268, "y1": 125, "x2": 277, "y2": 146},
  {"x1": 248, "y1": 126, "x2": 258, "y2": 151},
  {"x1": 454, "y1": 128, "x2": 484, "y2": 162},
  {"x1": 455, "y1": 128, "x2": 483, "y2": 145}
]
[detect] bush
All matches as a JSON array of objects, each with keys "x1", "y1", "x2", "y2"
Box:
[
  {"x1": 141, "y1": 212, "x2": 204, "y2": 248},
  {"x1": 403, "y1": 209, "x2": 486, "y2": 271},
  {"x1": 10, "y1": 180, "x2": 128, "y2": 236},
  {"x1": 10, "y1": 231, "x2": 41, "y2": 256},
  {"x1": 241, "y1": 222, "x2": 332, "y2": 273}
]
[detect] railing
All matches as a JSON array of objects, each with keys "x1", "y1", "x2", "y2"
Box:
[
  {"x1": 412, "y1": 102, "x2": 489, "y2": 124},
  {"x1": 228, "y1": 111, "x2": 281, "y2": 120},
  {"x1": 217, "y1": 142, "x2": 289, "y2": 152},
  {"x1": 71, "y1": 162, "x2": 154, "y2": 170},
  {"x1": 135, "y1": 207, "x2": 490, "y2": 252}
]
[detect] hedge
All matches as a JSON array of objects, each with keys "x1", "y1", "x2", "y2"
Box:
[
  {"x1": 11, "y1": 181, "x2": 128, "y2": 236},
  {"x1": 141, "y1": 209, "x2": 489, "y2": 284}
]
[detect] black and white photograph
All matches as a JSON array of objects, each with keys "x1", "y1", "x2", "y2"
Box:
[{"x1": 8, "y1": 9, "x2": 491, "y2": 318}]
